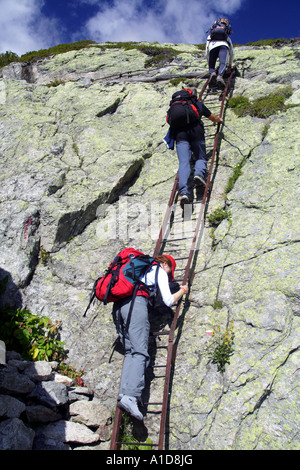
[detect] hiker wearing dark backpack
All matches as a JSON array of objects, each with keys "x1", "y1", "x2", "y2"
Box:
[
  {"x1": 165, "y1": 87, "x2": 222, "y2": 207},
  {"x1": 206, "y1": 18, "x2": 234, "y2": 90},
  {"x1": 113, "y1": 254, "x2": 187, "y2": 421}
]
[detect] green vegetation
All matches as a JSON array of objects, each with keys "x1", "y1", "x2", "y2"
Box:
[
  {"x1": 0, "y1": 51, "x2": 19, "y2": 68},
  {"x1": 0, "y1": 276, "x2": 64, "y2": 362},
  {"x1": 245, "y1": 38, "x2": 298, "y2": 47},
  {"x1": 196, "y1": 44, "x2": 206, "y2": 51},
  {"x1": 208, "y1": 322, "x2": 235, "y2": 373},
  {"x1": 208, "y1": 208, "x2": 232, "y2": 252},
  {"x1": 2, "y1": 37, "x2": 298, "y2": 70},
  {"x1": 252, "y1": 87, "x2": 293, "y2": 118},
  {"x1": 100, "y1": 41, "x2": 139, "y2": 49},
  {"x1": 0, "y1": 301, "x2": 65, "y2": 362},
  {"x1": 213, "y1": 299, "x2": 224, "y2": 310},
  {"x1": 119, "y1": 413, "x2": 153, "y2": 450},
  {"x1": 0, "y1": 40, "x2": 95, "y2": 68},
  {"x1": 0, "y1": 276, "x2": 84, "y2": 384},
  {"x1": 262, "y1": 122, "x2": 270, "y2": 140},
  {"x1": 45, "y1": 80, "x2": 65, "y2": 87},
  {"x1": 142, "y1": 46, "x2": 179, "y2": 68},
  {"x1": 57, "y1": 363, "x2": 84, "y2": 386},
  {"x1": 208, "y1": 207, "x2": 232, "y2": 227},
  {"x1": 39, "y1": 246, "x2": 51, "y2": 265},
  {"x1": 169, "y1": 77, "x2": 186, "y2": 87},
  {"x1": 0, "y1": 41, "x2": 180, "y2": 71},
  {"x1": 227, "y1": 95, "x2": 251, "y2": 117},
  {"x1": 99, "y1": 42, "x2": 179, "y2": 68},
  {"x1": 103, "y1": 42, "x2": 179, "y2": 68},
  {"x1": 224, "y1": 157, "x2": 247, "y2": 194},
  {"x1": 168, "y1": 77, "x2": 198, "y2": 88},
  {"x1": 228, "y1": 87, "x2": 293, "y2": 118}
]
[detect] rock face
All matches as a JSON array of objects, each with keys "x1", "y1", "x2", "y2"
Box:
[{"x1": 0, "y1": 41, "x2": 299, "y2": 450}]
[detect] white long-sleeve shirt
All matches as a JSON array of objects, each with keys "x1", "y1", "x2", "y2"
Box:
[{"x1": 140, "y1": 264, "x2": 174, "y2": 307}]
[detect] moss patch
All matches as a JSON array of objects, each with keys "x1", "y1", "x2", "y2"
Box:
[
  {"x1": 0, "y1": 40, "x2": 96, "y2": 68},
  {"x1": 228, "y1": 87, "x2": 293, "y2": 118}
]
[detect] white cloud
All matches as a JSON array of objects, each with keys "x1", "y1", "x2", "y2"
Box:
[
  {"x1": 84, "y1": 0, "x2": 245, "y2": 44},
  {"x1": 0, "y1": 0, "x2": 62, "y2": 56},
  {"x1": 0, "y1": 0, "x2": 245, "y2": 57}
]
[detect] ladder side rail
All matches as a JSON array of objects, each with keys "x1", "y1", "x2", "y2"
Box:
[
  {"x1": 110, "y1": 406, "x2": 123, "y2": 450},
  {"x1": 153, "y1": 173, "x2": 179, "y2": 257},
  {"x1": 184, "y1": 71, "x2": 234, "y2": 278},
  {"x1": 157, "y1": 78, "x2": 211, "y2": 449}
]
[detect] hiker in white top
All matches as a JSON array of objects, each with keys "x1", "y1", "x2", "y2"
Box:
[
  {"x1": 206, "y1": 18, "x2": 234, "y2": 90},
  {"x1": 114, "y1": 255, "x2": 187, "y2": 421}
]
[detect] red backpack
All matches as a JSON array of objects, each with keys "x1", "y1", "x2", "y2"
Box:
[{"x1": 83, "y1": 248, "x2": 158, "y2": 317}]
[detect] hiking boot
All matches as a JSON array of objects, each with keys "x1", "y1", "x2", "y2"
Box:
[
  {"x1": 216, "y1": 74, "x2": 225, "y2": 90},
  {"x1": 118, "y1": 395, "x2": 143, "y2": 421},
  {"x1": 194, "y1": 175, "x2": 206, "y2": 188},
  {"x1": 180, "y1": 193, "x2": 191, "y2": 209},
  {"x1": 208, "y1": 71, "x2": 217, "y2": 88}
]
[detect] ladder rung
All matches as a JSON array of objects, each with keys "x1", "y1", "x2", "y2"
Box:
[
  {"x1": 152, "y1": 330, "x2": 170, "y2": 336},
  {"x1": 116, "y1": 441, "x2": 159, "y2": 447},
  {"x1": 145, "y1": 402, "x2": 163, "y2": 405}
]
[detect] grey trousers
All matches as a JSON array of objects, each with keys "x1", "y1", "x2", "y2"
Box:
[{"x1": 113, "y1": 295, "x2": 150, "y2": 399}]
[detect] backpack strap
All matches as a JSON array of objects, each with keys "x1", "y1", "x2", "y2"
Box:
[
  {"x1": 103, "y1": 256, "x2": 123, "y2": 305},
  {"x1": 83, "y1": 277, "x2": 101, "y2": 317},
  {"x1": 124, "y1": 281, "x2": 141, "y2": 334},
  {"x1": 124, "y1": 262, "x2": 159, "y2": 333}
]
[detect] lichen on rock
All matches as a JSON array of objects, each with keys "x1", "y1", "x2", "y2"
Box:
[{"x1": 0, "y1": 40, "x2": 299, "y2": 450}]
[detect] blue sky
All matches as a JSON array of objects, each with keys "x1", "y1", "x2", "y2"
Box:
[{"x1": 0, "y1": 0, "x2": 299, "y2": 56}]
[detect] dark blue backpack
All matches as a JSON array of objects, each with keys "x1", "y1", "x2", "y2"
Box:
[{"x1": 210, "y1": 18, "x2": 231, "y2": 41}]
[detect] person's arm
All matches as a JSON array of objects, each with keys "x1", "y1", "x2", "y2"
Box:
[
  {"x1": 157, "y1": 268, "x2": 187, "y2": 306},
  {"x1": 172, "y1": 285, "x2": 188, "y2": 304},
  {"x1": 209, "y1": 113, "x2": 223, "y2": 124},
  {"x1": 205, "y1": 38, "x2": 210, "y2": 58},
  {"x1": 199, "y1": 103, "x2": 223, "y2": 125},
  {"x1": 228, "y1": 38, "x2": 234, "y2": 66}
]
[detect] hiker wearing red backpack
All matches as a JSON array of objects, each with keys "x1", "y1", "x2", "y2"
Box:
[
  {"x1": 206, "y1": 18, "x2": 234, "y2": 90},
  {"x1": 164, "y1": 87, "x2": 223, "y2": 207},
  {"x1": 113, "y1": 254, "x2": 187, "y2": 421}
]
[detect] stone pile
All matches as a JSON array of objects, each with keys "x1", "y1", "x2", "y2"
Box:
[{"x1": 0, "y1": 348, "x2": 112, "y2": 450}]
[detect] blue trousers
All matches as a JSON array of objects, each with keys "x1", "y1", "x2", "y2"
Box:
[
  {"x1": 113, "y1": 296, "x2": 150, "y2": 399},
  {"x1": 176, "y1": 139, "x2": 207, "y2": 196}
]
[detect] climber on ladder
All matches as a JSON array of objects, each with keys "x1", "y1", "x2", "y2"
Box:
[{"x1": 206, "y1": 18, "x2": 234, "y2": 90}]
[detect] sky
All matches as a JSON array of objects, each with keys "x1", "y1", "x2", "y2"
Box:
[{"x1": 0, "y1": 0, "x2": 299, "y2": 57}]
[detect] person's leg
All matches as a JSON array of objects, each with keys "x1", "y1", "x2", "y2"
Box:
[
  {"x1": 192, "y1": 140, "x2": 207, "y2": 182},
  {"x1": 216, "y1": 46, "x2": 229, "y2": 89},
  {"x1": 208, "y1": 47, "x2": 221, "y2": 87},
  {"x1": 176, "y1": 140, "x2": 192, "y2": 197},
  {"x1": 217, "y1": 46, "x2": 229, "y2": 76},
  {"x1": 118, "y1": 296, "x2": 150, "y2": 399},
  {"x1": 208, "y1": 47, "x2": 220, "y2": 74}
]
